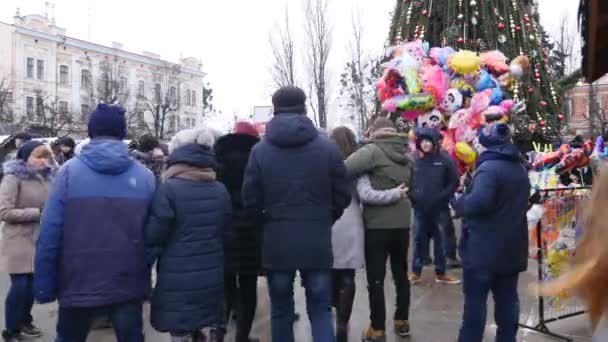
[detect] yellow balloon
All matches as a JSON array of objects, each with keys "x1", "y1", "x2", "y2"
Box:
[
  {"x1": 455, "y1": 142, "x2": 477, "y2": 164},
  {"x1": 448, "y1": 50, "x2": 482, "y2": 75}
]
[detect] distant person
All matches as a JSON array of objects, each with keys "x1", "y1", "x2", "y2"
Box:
[
  {"x1": 215, "y1": 122, "x2": 262, "y2": 342},
  {"x1": 409, "y1": 128, "x2": 460, "y2": 285},
  {"x1": 34, "y1": 104, "x2": 156, "y2": 342},
  {"x1": 454, "y1": 123, "x2": 530, "y2": 342},
  {"x1": 146, "y1": 128, "x2": 230, "y2": 342},
  {"x1": 242, "y1": 87, "x2": 351, "y2": 342},
  {"x1": 345, "y1": 118, "x2": 414, "y2": 341},
  {"x1": 0, "y1": 141, "x2": 55, "y2": 341},
  {"x1": 3, "y1": 133, "x2": 32, "y2": 164},
  {"x1": 55, "y1": 137, "x2": 76, "y2": 165},
  {"x1": 131, "y1": 134, "x2": 166, "y2": 181}
]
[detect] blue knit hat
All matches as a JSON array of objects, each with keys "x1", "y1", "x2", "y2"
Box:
[
  {"x1": 478, "y1": 123, "x2": 512, "y2": 148},
  {"x1": 88, "y1": 104, "x2": 127, "y2": 140}
]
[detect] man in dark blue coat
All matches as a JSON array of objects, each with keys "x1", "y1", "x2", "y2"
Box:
[
  {"x1": 454, "y1": 123, "x2": 530, "y2": 342},
  {"x1": 242, "y1": 87, "x2": 351, "y2": 342},
  {"x1": 409, "y1": 128, "x2": 460, "y2": 285},
  {"x1": 34, "y1": 104, "x2": 156, "y2": 342}
]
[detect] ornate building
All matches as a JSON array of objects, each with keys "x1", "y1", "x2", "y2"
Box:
[{"x1": 0, "y1": 12, "x2": 206, "y2": 138}]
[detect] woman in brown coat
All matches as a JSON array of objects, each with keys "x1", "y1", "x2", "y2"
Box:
[{"x1": 0, "y1": 141, "x2": 54, "y2": 341}]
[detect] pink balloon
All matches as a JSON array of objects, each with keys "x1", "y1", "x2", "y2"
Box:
[
  {"x1": 383, "y1": 100, "x2": 398, "y2": 113},
  {"x1": 401, "y1": 111, "x2": 422, "y2": 121}
]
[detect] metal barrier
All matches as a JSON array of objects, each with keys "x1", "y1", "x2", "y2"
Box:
[{"x1": 519, "y1": 187, "x2": 591, "y2": 342}]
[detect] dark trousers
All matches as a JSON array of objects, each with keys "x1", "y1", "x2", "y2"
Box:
[
  {"x1": 225, "y1": 273, "x2": 258, "y2": 342},
  {"x1": 443, "y1": 215, "x2": 458, "y2": 259},
  {"x1": 331, "y1": 269, "x2": 355, "y2": 303},
  {"x1": 458, "y1": 269, "x2": 520, "y2": 342},
  {"x1": 267, "y1": 270, "x2": 333, "y2": 342},
  {"x1": 365, "y1": 229, "x2": 410, "y2": 331},
  {"x1": 55, "y1": 300, "x2": 144, "y2": 342},
  {"x1": 5, "y1": 274, "x2": 34, "y2": 333},
  {"x1": 413, "y1": 210, "x2": 448, "y2": 275}
]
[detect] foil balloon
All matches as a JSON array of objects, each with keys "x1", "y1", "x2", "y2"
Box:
[
  {"x1": 396, "y1": 94, "x2": 435, "y2": 112},
  {"x1": 448, "y1": 50, "x2": 482, "y2": 75},
  {"x1": 420, "y1": 64, "x2": 449, "y2": 103},
  {"x1": 448, "y1": 109, "x2": 470, "y2": 130},
  {"x1": 417, "y1": 109, "x2": 444, "y2": 129},
  {"x1": 401, "y1": 111, "x2": 423, "y2": 121},
  {"x1": 480, "y1": 50, "x2": 510, "y2": 74},
  {"x1": 441, "y1": 89, "x2": 463, "y2": 114},
  {"x1": 455, "y1": 142, "x2": 477, "y2": 165}
]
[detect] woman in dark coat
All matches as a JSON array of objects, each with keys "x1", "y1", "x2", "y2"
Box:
[
  {"x1": 145, "y1": 138, "x2": 231, "y2": 342},
  {"x1": 214, "y1": 122, "x2": 261, "y2": 342}
]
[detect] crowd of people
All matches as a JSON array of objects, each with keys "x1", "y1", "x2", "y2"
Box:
[{"x1": 0, "y1": 86, "x2": 607, "y2": 342}]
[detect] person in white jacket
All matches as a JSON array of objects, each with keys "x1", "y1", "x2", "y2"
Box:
[{"x1": 329, "y1": 127, "x2": 407, "y2": 342}]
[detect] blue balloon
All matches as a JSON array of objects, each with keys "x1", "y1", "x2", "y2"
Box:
[
  {"x1": 490, "y1": 87, "x2": 504, "y2": 105},
  {"x1": 476, "y1": 70, "x2": 494, "y2": 91}
]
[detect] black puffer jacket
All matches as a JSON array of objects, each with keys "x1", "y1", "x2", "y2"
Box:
[
  {"x1": 145, "y1": 143, "x2": 231, "y2": 332},
  {"x1": 215, "y1": 133, "x2": 262, "y2": 275}
]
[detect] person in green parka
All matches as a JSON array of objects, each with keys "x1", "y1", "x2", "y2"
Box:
[{"x1": 345, "y1": 117, "x2": 414, "y2": 342}]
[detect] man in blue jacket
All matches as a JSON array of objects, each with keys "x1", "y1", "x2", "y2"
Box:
[
  {"x1": 409, "y1": 128, "x2": 460, "y2": 285},
  {"x1": 242, "y1": 87, "x2": 351, "y2": 342},
  {"x1": 34, "y1": 104, "x2": 156, "y2": 342},
  {"x1": 454, "y1": 123, "x2": 530, "y2": 342}
]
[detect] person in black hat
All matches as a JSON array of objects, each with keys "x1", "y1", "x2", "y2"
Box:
[
  {"x1": 55, "y1": 137, "x2": 76, "y2": 166},
  {"x1": 242, "y1": 87, "x2": 351, "y2": 342}
]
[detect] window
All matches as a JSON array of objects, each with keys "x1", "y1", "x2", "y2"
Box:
[
  {"x1": 26, "y1": 97, "x2": 34, "y2": 117},
  {"x1": 138, "y1": 80, "x2": 145, "y2": 98},
  {"x1": 169, "y1": 86, "x2": 177, "y2": 104},
  {"x1": 184, "y1": 118, "x2": 191, "y2": 128},
  {"x1": 186, "y1": 89, "x2": 191, "y2": 106},
  {"x1": 81, "y1": 104, "x2": 90, "y2": 122},
  {"x1": 59, "y1": 65, "x2": 69, "y2": 85},
  {"x1": 36, "y1": 60, "x2": 44, "y2": 80},
  {"x1": 59, "y1": 101, "x2": 68, "y2": 115},
  {"x1": 191, "y1": 118, "x2": 196, "y2": 128},
  {"x1": 191, "y1": 90, "x2": 197, "y2": 106},
  {"x1": 154, "y1": 83, "x2": 161, "y2": 103},
  {"x1": 26, "y1": 58, "x2": 35, "y2": 78},
  {"x1": 36, "y1": 97, "x2": 44, "y2": 118},
  {"x1": 81, "y1": 70, "x2": 91, "y2": 89},
  {"x1": 119, "y1": 77, "x2": 128, "y2": 95}
]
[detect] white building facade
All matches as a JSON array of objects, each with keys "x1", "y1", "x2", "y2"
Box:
[{"x1": 0, "y1": 13, "x2": 206, "y2": 138}]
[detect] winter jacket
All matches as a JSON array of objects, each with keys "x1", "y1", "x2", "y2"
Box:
[
  {"x1": 454, "y1": 143, "x2": 530, "y2": 275},
  {"x1": 410, "y1": 128, "x2": 458, "y2": 213},
  {"x1": 594, "y1": 317, "x2": 608, "y2": 342},
  {"x1": 34, "y1": 139, "x2": 156, "y2": 308},
  {"x1": 0, "y1": 161, "x2": 52, "y2": 274},
  {"x1": 345, "y1": 129, "x2": 414, "y2": 229},
  {"x1": 242, "y1": 113, "x2": 351, "y2": 270},
  {"x1": 215, "y1": 133, "x2": 262, "y2": 275},
  {"x1": 145, "y1": 143, "x2": 231, "y2": 333},
  {"x1": 331, "y1": 175, "x2": 402, "y2": 270}
]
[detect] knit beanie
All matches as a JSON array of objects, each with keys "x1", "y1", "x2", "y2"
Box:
[
  {"x1": 479, "y1": 123, "x2": 512, "y2": 148},
  {"x1": 272, "y1": 87, "x2": 307, "y2": 115},
  {"x1": 233, "y1": 121, "x2": 260, "y2": 137},
  {"x1": 16, "y1": 140, "x2": 44, "y2": 161},
  {"x1": 88, "y1": 104, "x2": 127, "y2": 140}
]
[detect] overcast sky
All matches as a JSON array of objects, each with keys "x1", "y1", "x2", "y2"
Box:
[{"x1": 0, "y1": 0, "x2": 580, "y2": 128}]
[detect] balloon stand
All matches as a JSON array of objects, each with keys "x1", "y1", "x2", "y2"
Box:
[{"x1": 519, "y1": 187, "x2": 591, "y2": 342}]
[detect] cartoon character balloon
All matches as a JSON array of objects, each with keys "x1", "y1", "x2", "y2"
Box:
[
  {"x1": 441, "y1": 89, "x2": 464, "y2": 115},
  {"x1": 417, "y1": 110, "x2": 444, "y2": 129}
]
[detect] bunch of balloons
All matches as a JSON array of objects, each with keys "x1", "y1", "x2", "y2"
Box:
[
  {"x1": 377, "y1": 40, "x2": 529, "y2": 169},
  {"x1": 532, "y1": 141, "x2": 594, "y2": 174}
]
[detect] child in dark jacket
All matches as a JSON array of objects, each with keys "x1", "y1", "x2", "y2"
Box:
[{"x1": 145, "y1": 129, "x2": 231, "y2": 342}]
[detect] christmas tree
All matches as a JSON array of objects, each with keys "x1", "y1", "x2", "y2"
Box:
[{"x1": 386, "y1": 0, "x2": 565, "y2": 145}]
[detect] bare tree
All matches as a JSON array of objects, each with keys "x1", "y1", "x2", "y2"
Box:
[
  {"x1": 555, "y1": 14, "x2": 581, "y2": 76},
  {"x1": 338, "y1": 11, "x2": 383, "y2": 134},
  {"x1": 0, "y1": 78, "x2": 20, "y2": 135},
  {"x1": 304, "y1": 0, "x2": 332, "y2": 128},
  {"x1": 20, "y1": 90, "x2": 76, "y2": 137},
  {"x1": 588, "y1": 82, "x2": 606, "y2": 137},
  {"x1": 95, "y1": 60, "x2": 130, "y2": 106},
  {"x1": 269, "y1": 7, "x2": 297, "y2": 89}
]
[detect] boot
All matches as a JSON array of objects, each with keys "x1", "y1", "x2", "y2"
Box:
[{"x1": 336, "y1": 287, "x2": 355, "y2": 342}]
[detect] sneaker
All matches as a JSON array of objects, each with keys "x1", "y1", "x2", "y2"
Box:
[
  {"x1": 435, "y1": 274, "x2": 461, "y2": 284},
  {"x1": 362, "y1": 327, "x2": 386, "y2": 342},
  {"x1": 408, "y1": 272, "x2": 422, "y2": 285},
  {"x1": 447, "y1": 257, "x2": 462, "y2": 269},
  {"x1": 394, "y1": 320, "x2": 411, "y2": 337},
  {"x1": 20, "y1": 323, "x2": 42, "y2": 338}
]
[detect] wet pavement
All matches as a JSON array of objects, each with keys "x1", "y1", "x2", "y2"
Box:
[{"x1": 0, "y1": 265, "x2": 592, "y2": 342}]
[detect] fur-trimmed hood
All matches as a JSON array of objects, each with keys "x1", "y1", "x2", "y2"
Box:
[{"x1": 2, "y1": 159, "x2": 55, "y2": 181}]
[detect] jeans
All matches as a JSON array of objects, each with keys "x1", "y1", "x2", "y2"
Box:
[
  {"x1": 267, "y1": 270, "x2": 333, "y2": 342},
  {"x1": 458, "y1": 269, "x2": 520, "y2": 342},
  {"x1": 365, "y1": 229, "x2": 410, "y2": 331},
  {"x1": 5, "y1": 274, "x2": 34, "y2": 333},
  {"x1": 443, "y1": 214, "x2": 458, "y2": 259},
  {"x1": 56, "y1": 300, "x2": 144, "y2": 342},
  {"x1": 412, "y1": 210, "x2": 448, "y2": 275},
  {"x1": 225, "y1": 273, "x2": 258, "y2": 341}
]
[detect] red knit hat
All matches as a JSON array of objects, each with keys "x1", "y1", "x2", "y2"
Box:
[{"x1": 233, "y1": 121, "x2": 259, "y2": 137}]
